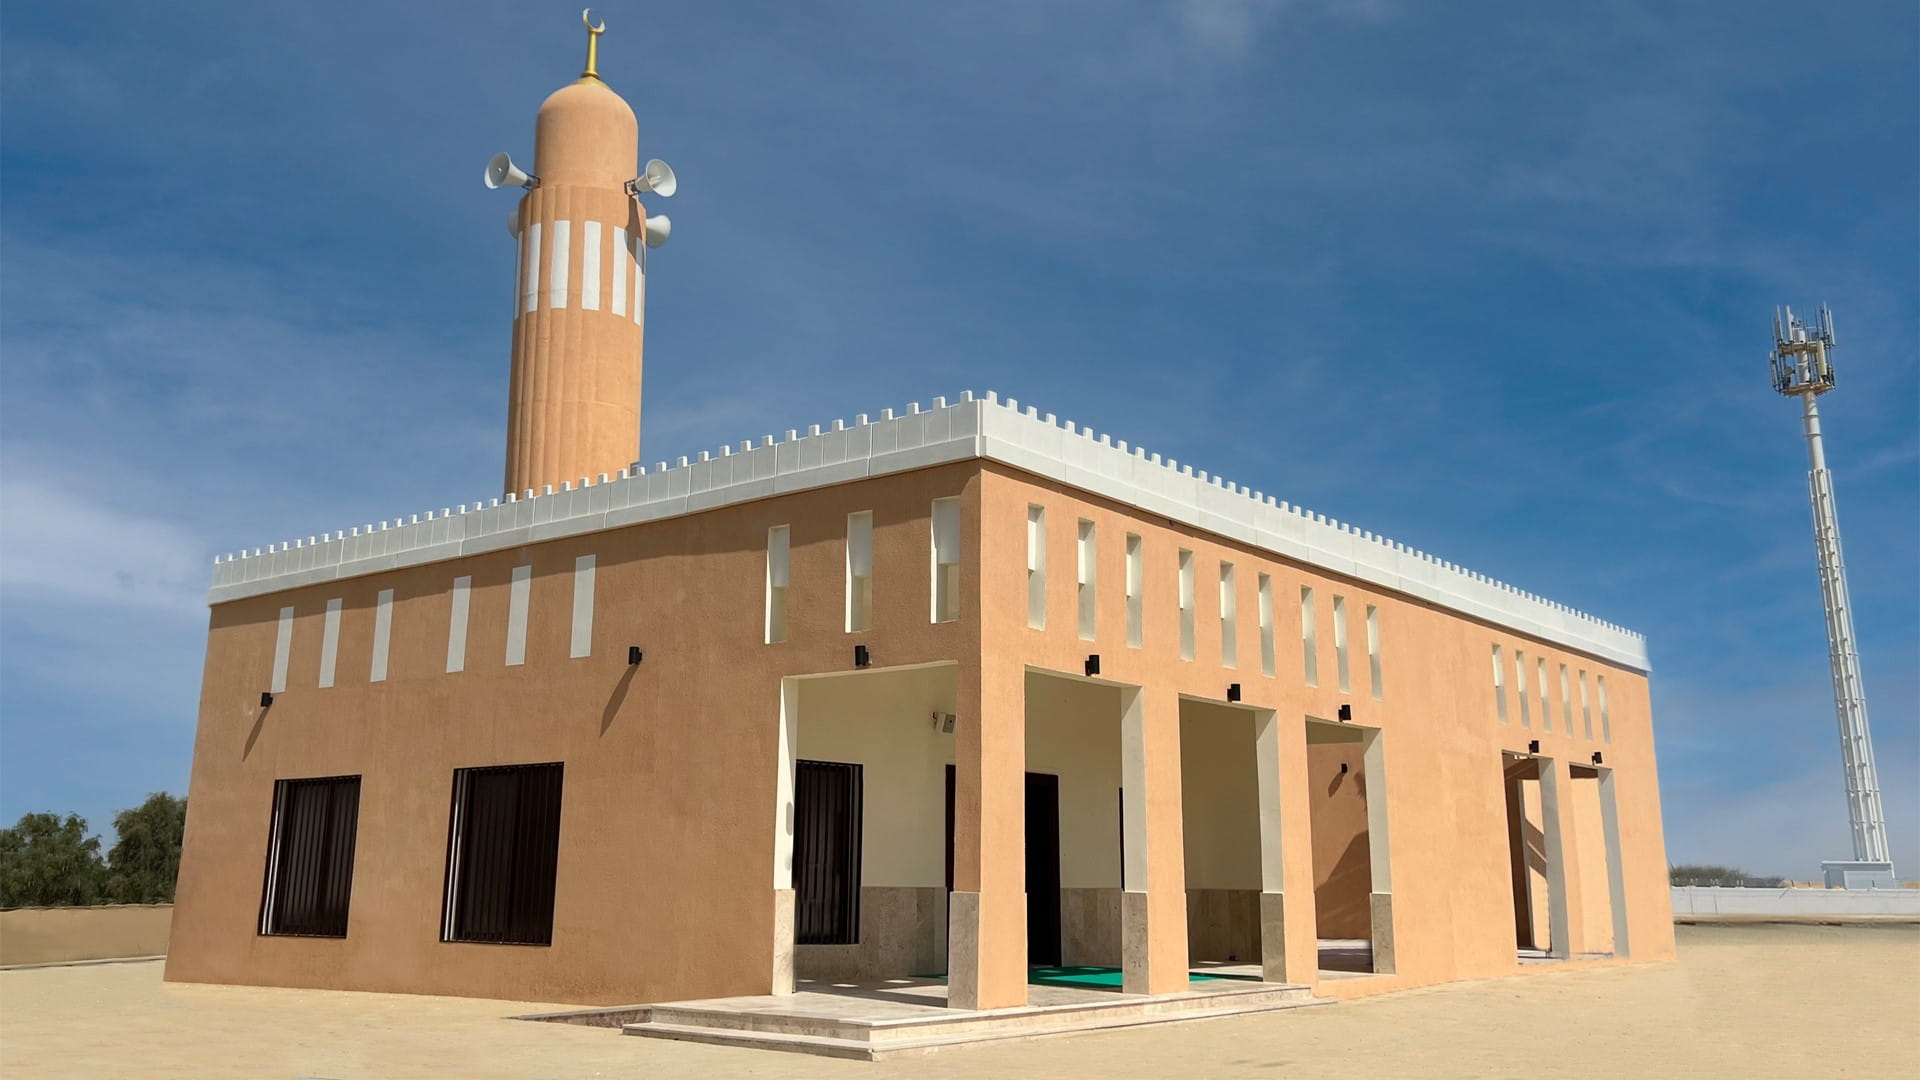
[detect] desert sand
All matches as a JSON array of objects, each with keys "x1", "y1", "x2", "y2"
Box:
[{"x1": 2, "y1": 924, "x2": 1914, "y2": 1078}]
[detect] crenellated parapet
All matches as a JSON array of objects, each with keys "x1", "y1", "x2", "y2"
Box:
[{"x1": 209, "y1": 391, "x2": 1648, "y2": 670}]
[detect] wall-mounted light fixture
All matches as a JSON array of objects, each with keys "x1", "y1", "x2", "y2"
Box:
[
  {"x1": 1227, "y1": 683, "x2": 1242, "y2": 703},
  {"x1": 1592, "y1": 752, "x2": 1603, "y2": 765},
  {"x1": 1338, "y1": 703, "x2": 1352, "y2": 722},
  {"x1": 627, "y1": 646, "x2": 644, "y2": 666},
  {"x1": 259, "y1": 691, "x2": 274, "y2": 708},
  {"x1": 931, "y1": 712, "x2": 957, "y2": 734},
  {"x1": 1085, "y1": 654, "x2": 1100, "y2": 678},
  {"x1": 1340, "y1": 762, "x2": 1350, "y2": 774},
  {"x1": 854, "y1": 644, "x2": 871, "y2": 668},
  {"x1": 1528, "y1": 739, "x2": 1541, "y2": 754}
]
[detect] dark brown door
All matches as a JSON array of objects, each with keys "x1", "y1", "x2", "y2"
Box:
[{"x1": 944, "y1": 766, "x2": 1062, "y2": 967}]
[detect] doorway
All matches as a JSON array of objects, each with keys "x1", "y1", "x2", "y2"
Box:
[{"x1": 946, "y1": 766, "x2": 1062, "y2": 967}]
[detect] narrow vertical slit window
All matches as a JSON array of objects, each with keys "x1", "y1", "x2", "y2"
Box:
[
  {"x1": 1177, "y1": 549, "x2": 1196, "y2": 660},
  {"x1": 318, "y1": 598, "x2": 342, "y2": 689},
  {"x1": 369, "y1": 588, "x2": 393, "y2": 683},
  {"x1": 1257, "y1": 573, "x2": 1275, "y2": 677},
  {"x1": 1219, "y1": 562, "x2": 1238, "y2": 668},
  {"x1": 1559, "y1": 663, "x2": 1573, "y2": 731},
  {"x1": 259, "y1": 775, "x2": 362, "y2": 938},
  {"x1": 1124, "y1": 534, "x2": 1144, "y2": 648},
  {"x1": 931, "y1": 498, "x2": 960, "y2": 623},
  {"x1": 505, "y1": 564, "x2": 532, "y2": 667},
  {"x1": 766, "y1": 525, "x2": 790, "y2": 644},
  {"x1": 441, "y1": 762, "x2": 564, "y2": 946},
  {"x1": 846, "y1": 511, "x2": 873, "y2": 633},
  {"x1": 569, "y1": 554, "x2": 596, "y2": 659},
  {"x1": 1598, "y1": 676, "x2": 1612, "y2": 744},
  {"x1": 1332, "y1": 595, "x2": 1350, "y2": 693},
  {"x1": 1366, "y1": 604, "x2": 1383, "y2": 698},
  {"x1": 1516, "y1": 649, "x2": 1531, "y2": 728},
  {"x1": 1578, "y1": 670, "x2": 1593, "y2": 739},
  {"x1": 1076, "y1": 520, "x2": 1097, "y2": 641},
  {"x1": 1300, "y1": 586, "x2": 1318, "y2": 686},
  {"x1": 1538, "y1": 658, "x2": 1552, "y2": 732},
  {"x1": 1026, "y1": 505, "x2": 1047, "y2": 630},
  {"x1": 1492, "y1": 644, "x2": 1508, "y2": 724}
]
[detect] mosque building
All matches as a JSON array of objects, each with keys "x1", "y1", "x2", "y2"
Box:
[{"x1": 165, "y1": 18, "x2": 1674, "y2": 1018}]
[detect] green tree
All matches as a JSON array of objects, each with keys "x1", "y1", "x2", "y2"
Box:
[
  {"x1": 105, "y1": 793, "x2": 187, "y2": 904},
  {"x1": 0, "y1": 813, "x2": 108, "y2": 907}
]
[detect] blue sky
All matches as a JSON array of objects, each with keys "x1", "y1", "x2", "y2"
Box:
[{"x1": 1, "y1": 1, "x2": 1914, "y2": 878}]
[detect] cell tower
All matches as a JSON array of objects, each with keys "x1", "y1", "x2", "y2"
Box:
[{"x1": 1770, "y1": 306, "x2": 1895, "y2": 888}]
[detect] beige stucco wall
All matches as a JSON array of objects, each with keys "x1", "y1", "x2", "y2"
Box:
[
  {"x1": 1178, "y1": 702, "x2": 1261, "y2": 892},
  {"x1": 976, "y1": 463, "x2": 1673, "y2": 998},
  {"x1": 169, "y1": 462, "x2": 983, "y2": 1005},
  {"x1": 1305, "y1": 738, "x2": 1373, "y2": 940},
  {"x1": 1567, "y1": 774, "x2": 1616, "y2": 954},
  {"x1": 1, "y1": 906, "x2": 172, "y2": 967}
]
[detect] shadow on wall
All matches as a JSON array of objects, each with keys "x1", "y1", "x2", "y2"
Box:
[
  {"x1": 0, "y1": 905, "x2": 172, "y2": 967},
  {"x1": 1309, "y1": 744, "x2": 1372, "y2": 940}
]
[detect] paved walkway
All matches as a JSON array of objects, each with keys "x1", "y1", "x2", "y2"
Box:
[{"x1": 2, "y1": 924, "x2": 1915, "y2": 1078}]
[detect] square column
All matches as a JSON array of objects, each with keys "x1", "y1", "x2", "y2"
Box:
[
  {"x1": 1536, "y1": 756, "x2": 1573, "y2": 960},
  {"x1": 1120, "y1": 686, "x2": 1189, "y2": 995},
  {"x1": 1362, "y1": 728, "x2": 1398, "y2": 974},
  {"x1": 1253, "y1": 709, "x2": 1317, "y2": 984},
  {"x1": 948, "y1": 659, "x2": 1027, "y2": 1010}
]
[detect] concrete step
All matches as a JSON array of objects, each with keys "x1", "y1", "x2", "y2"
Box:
[
  {"x1": 624, "y1": 987, "x2": 1328, "y2": 1059},
  {"x1": 641, "y1": 982, "x2": 1311, "y2": 1042}
]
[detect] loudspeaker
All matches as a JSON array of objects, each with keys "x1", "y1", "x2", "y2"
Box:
[
  {"x1": 629, "y1": 158, "x2": 677, "y2": 198},
  {"x1": 484, "y1": 152, "x2": 536, "y2": 190}
]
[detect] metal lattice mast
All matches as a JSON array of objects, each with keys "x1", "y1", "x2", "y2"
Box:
[{"x1": 1770, "y1": 306, "x2": 1892, "y2": 868}]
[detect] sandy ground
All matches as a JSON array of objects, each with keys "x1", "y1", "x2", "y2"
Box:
[{"x1": 2, "y1": 925, "x2": 1915, "y2": 1079}]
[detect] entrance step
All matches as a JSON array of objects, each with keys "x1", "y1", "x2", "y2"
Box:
[{"x1": 622, "y1": 983, "x2": 1326, "y2": 1059}]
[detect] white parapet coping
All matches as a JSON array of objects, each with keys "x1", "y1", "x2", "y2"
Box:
[{"x1": 208, "y1": 392, "x2": 1650, "y2": 671}]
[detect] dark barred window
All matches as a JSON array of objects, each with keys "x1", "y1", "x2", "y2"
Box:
[
  {"x1": 259, "y1": 775, "x2": 362, "y2": 938},
  {"x1": 441, "y1": 762, "x2": 564, "y2": 946}
]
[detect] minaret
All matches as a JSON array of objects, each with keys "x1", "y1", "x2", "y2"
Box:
[{"x1": 488, "y1": 12, "x2": 673, "y2": 497}]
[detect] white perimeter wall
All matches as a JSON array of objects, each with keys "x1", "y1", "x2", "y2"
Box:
[{"x1": 1671, "y1": 886, "x2": 1920, "y2": 916}]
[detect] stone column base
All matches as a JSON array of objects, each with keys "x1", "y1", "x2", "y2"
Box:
[
  {"x1": 772, "y1": 888, "x2": 795, "y2": 994},
  {"x1": 1122, "y1": 890, "x2": 1151, "y2": 995},
  {"x1": 1369, "y1": 892, "x2": 1396, "y2": 974},
  {"x1": 1259, "y1": 891, "x2": 1289, "y2": 984}
]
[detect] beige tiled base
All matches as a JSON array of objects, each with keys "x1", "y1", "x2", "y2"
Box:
[{"x1": 620, "y1": 976, "x2": 1324, "y2": 1059}]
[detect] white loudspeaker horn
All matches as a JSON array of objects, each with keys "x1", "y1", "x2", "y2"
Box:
[
  {"x1": 643, "y1": 215, "x2": 672, "y2": 248},
  {"x1": 507, "y1": 211, "x2": 522, "y2": 239},
  {"x1": 485, "y1": 152, "x2": 536, "y2": 190},
  {"x1": 631, "y1": 158, "x2": 677, "y2": 198}
]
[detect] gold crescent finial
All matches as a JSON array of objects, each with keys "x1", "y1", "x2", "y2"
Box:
[{"x1": 581, "y1": 9, "x2": 606, "y2": 82}]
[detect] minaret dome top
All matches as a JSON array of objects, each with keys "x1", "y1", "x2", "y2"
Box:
[{"x1": 532, "y1": 11, "x2": 638, "y2": 189}]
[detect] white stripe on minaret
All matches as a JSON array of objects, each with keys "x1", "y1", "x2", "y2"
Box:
[
  {"x1": 570, "y1": 554, "x2": 596, "y2": 659},
  {"x1": 514, "y1": 226, "x2": 527, "y2": 316},
  {"x1": 549, "y1": 220, "x2": 571, "y2": 310},
  {"x1": 522, "y1": 223, "x2": 542, "y2": 314},
  {"x1": 446, "y1": 576, "x2": 471, "y2": 673},
  {"x1": 611, "y1": 226, "x2": 628, "y2": 317},
  {"x1": 506, "y1": 564, "x2": 533, "y2": 666},
  {"x1": 270, "y1": 605, "x2": 294, "y2": 694},
  {"x1": 631, "y1": 243, "x2": 643, "y2": 327},
  {"x1": 370, "y1": 588, "x2": 393, "y2": 683},
  {"x1": 318, "y1": 597, "x2": 342, "y2": 689},
  {"x1": 580, "y1": 221, "x2": 602, "y2": 311}
]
